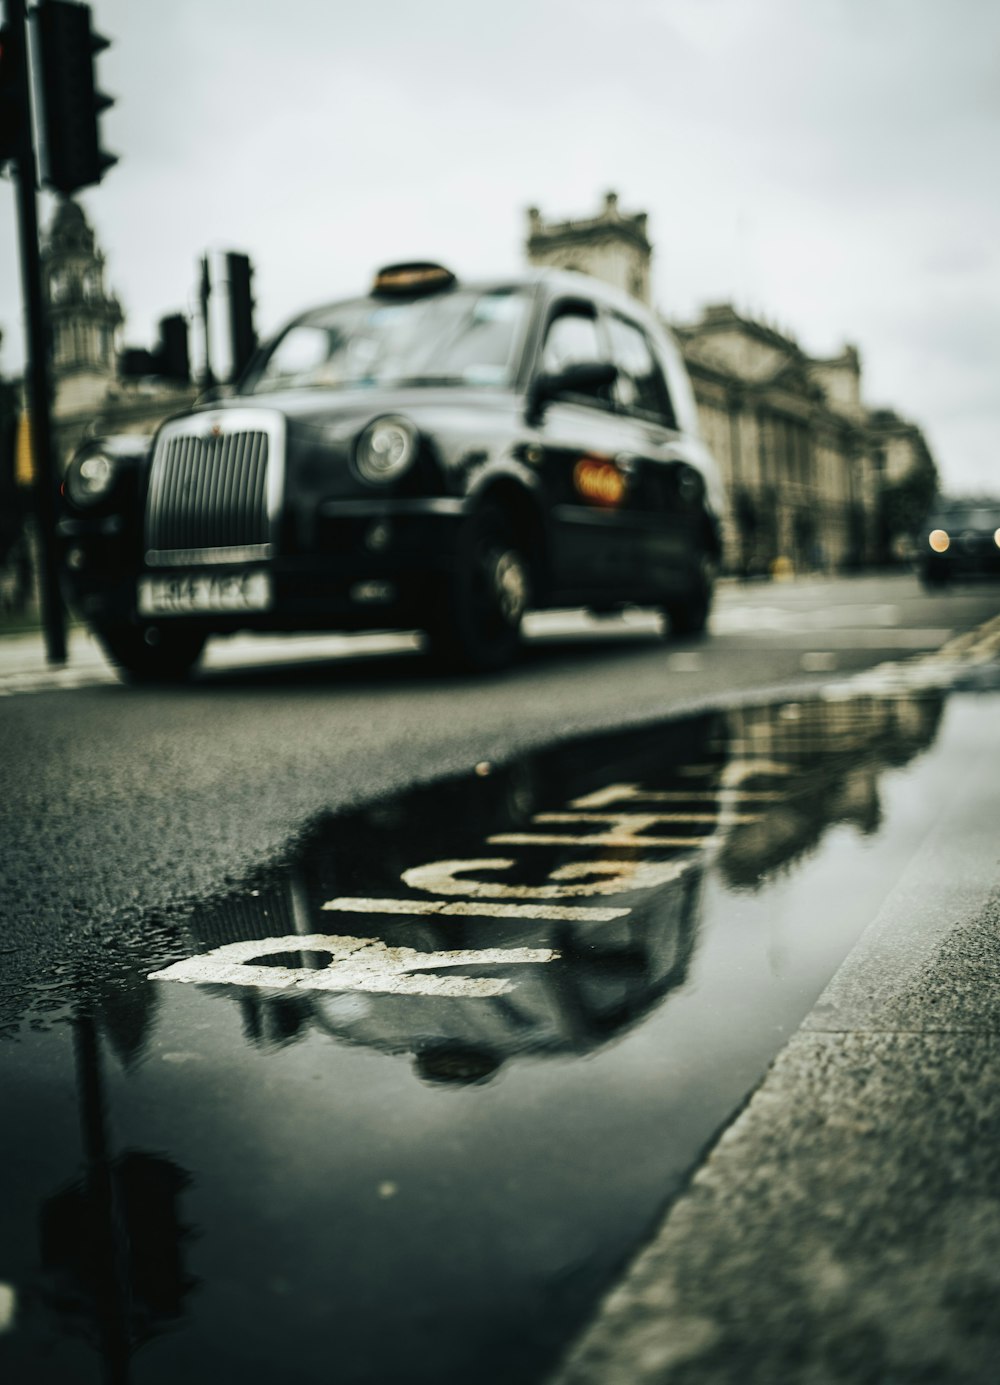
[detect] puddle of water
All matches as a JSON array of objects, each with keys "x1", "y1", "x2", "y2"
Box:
[{"x1": 2, "y1": 687, "x2": 988, "y2": 1385}]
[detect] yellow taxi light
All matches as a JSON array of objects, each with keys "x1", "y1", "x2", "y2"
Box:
[
  {"x1": 574, "y1": 456, "x2": 627, "y2": 508},
  {"x1": 928, "y1": 529, "x2": 950, "y2": 553},
  {"x1": 372, "y1": 262, "x2": 456, "y2": 297}
]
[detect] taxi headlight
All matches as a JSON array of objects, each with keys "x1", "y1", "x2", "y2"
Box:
[
  {"x1": 354, "y1": 417, "x2": 417, "y2": 484},
  {"x1": 928, "y1": 528, "x2": 950, "y2": 554},
  {"x1": 65, "y1": 449, "x2": 117, "y2": 507}
]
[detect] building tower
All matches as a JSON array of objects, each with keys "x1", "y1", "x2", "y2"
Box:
[
  {"x1": 525, "y1": 191, "x2": 653, "y2": 303},
  {"x1": 42, "y1": 198, "x2": 123, "y2": 420}
]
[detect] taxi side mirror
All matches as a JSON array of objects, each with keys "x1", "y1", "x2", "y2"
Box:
[{"x1": 528, "y1": 361, "x2": 618, "y2": 422}]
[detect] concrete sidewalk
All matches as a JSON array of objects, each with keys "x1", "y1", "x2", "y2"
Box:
[{"x1": 552, "y1": 689, "x2": 1000, "y2": 1383}]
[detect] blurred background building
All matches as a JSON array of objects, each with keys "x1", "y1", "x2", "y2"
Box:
[
  {"x1": 526, "y1": 192, "x2": 938, "y2": 573},
  {"x1": 42, "y1": 198, "x2": 197, "y2": 459}
]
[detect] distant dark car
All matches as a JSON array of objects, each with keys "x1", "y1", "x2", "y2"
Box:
[
  {"x1": 919, "y1": 499, "x2": 1000, "y2": 588},
  {"x1": 58, "y1": 263, "x2": 724, "y2": 681}
]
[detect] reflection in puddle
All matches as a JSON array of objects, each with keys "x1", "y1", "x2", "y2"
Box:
[
  {"x1": 0, "y1": 689, "x2": 955, "y2": 1384},
  {"x1": 155, "y1": 691, "x2": 944, "y2": 1080}
]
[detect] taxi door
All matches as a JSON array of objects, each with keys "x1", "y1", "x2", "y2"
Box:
[
  {"x1": 599, "y1": 310, "x2": 701, "y2": 599},
  {"x1": 531, "y1": 301, "x2": 643, "y2": 600}
]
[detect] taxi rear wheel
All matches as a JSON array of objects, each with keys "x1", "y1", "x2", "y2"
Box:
[
  {"x1": 96, "y1": 622, "x2": 207, "y2": 684},
  {"x1": 426, "y1": 504, "x2": 530, "y2": 672},
  {"x1": 663, "y1": 550, "x2": 716, "y2": 637}
]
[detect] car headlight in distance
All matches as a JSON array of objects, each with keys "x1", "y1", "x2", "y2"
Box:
[
  {"x1": 65, "y1": 448, "x2": 117, "y2": 507},
  {"x1": 928, "y1": 529, "x2": 950, "y2": 553},
  {"x1": 354, "y1": 416, "x2": 417, "y2": 484},
  {"x1": 994, "y1": 528, "x2": 1000, "y2": 549}
]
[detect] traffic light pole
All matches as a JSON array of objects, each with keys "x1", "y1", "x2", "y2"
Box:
[{"x1": 5, "y1": 0, "x2": 67, "y2": 664}]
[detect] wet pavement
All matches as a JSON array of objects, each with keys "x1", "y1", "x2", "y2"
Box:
[{"x1": 4, "y1": 676, "x2": 996, "y2": 1383}]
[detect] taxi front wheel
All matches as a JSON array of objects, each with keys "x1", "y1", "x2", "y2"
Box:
[
  {"x1": 425, "y1": 504, "x2": 530, "y2": 672},
  {"x1": 96, "y1": 622, "x2": 207, "y2": 684}
]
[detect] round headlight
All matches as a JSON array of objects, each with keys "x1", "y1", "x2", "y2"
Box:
[
  {"x1": 65, "y1": 449, "x2": 117, "y2": 507},
  {"x1": 928, "y1": 528, "x2": 950, "y2": 553},
  {"x1": 354, "y1": 417, "x2": 417, "y2": 484}
]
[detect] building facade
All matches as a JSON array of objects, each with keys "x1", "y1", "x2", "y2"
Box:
[
  {"x1": 525, "y1": 194, "x2": 937, "y2": 571},
  {"x1": 527, "y1": 192, "x2": 653, "y2": 306},
  {"x1": 41, "y1": 199, "x2": 197, "y2": 467}
]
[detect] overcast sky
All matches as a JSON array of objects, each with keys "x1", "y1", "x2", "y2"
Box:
[{"x1": 1, "y1": 0, "x2": 997, "y2": 493}]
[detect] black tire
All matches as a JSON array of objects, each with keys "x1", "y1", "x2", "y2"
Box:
[
  {"x1": 425, "y1": 504, "x2": 530, "y2": 672},
  {"x1": 96, "y1": 622, "x2": 207, "y2": 684},
  {"x1": 663, "y1": 551, "x2": 716, "y2": 637}
]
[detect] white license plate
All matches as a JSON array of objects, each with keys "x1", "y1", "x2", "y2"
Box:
[{"x1": 138, "y1": 570, "x2": 272, "y2": 616}]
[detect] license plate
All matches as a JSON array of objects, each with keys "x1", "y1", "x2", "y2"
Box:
[{"x1": 138, "y1": 570, "x2": 272, "y2": 616}]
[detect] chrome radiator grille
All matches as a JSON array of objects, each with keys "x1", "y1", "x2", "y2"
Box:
[{"x1": 145, "y1": 416, "x2": 281, "y2": 566}]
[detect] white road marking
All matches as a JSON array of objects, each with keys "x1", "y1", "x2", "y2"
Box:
[
  {"x1": 322, "y1": 896, "x2": 630, "y2": 922},
  {"x1": 667, "y1": 652, "x2": 704, "y2": 672},
  {"x1": 571, "y1": 783, "x2": 648, "y2": 810},
  {"x1": 535, "y1": 809, "x2": 763, "y2": 826},
  {"x1": 717, "y1": 759, "x2": 797, "y2": 780},
  {"x1": 402, "y1": 856, "x2": 696, "y2": 898},
  {"x1": 490, "y1": 809, "x2": 726, "y2": 848},
  {"x1": 149, "y1": 934, "x2": 558, "y2": 998},
  {"x1": 572, "y1": 785, "x2": 787, "y2": 805},
  {"x1": 801, "y1": 651, "x2": 838, "y2": 672}
]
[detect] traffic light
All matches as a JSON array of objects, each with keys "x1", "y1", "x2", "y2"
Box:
[
  {"x1": 40, "y1": 1151, "x2": 195, "y2": 1342},
  {"x1": 33, "y1": 1, "x2": 117, "y2": 195},
  {"x1": 226, "y1": 252, "x2": 257, "y2": 380}
]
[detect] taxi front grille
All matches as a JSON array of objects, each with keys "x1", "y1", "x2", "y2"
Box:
[{"x1": 145, "y1": 428, "x2": 272, "y2": 565}]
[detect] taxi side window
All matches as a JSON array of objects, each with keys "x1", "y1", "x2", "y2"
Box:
[
  {"x1": 542, "y1": 309, "x2": 602, "y2": 373},
  {"x1": 541, "y1": 306, "x2": 612, "y2": 407},
  {"x1": 607, "y1": 314, "x2": 677, "y2": 428}
]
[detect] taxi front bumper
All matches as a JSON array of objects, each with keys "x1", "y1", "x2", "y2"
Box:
[{"x1": 60, "y1": 497, "x2": 469, "y2": 633}]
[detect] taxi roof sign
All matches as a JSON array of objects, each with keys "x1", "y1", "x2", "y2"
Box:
[{"x1": 372, "y1": 262, "x2": 457, "y2": 297}]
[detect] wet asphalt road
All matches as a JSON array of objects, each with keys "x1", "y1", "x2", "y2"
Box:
[{"x1": 2, "y1": 573, "x2": 1000, "y2": 1382}]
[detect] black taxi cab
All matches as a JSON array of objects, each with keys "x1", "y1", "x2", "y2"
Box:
[
  {"x1": 919, "y1": 498, "x2": 1000, "y2": 588},
  {"x1": 59, "y1": 263, "x2": 724, "y2": 680}
]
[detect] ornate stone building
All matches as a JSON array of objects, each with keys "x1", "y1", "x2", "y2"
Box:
[
  {"x1": 527, "y1": 192, "x2": 653, "y2": 305},
  {"x1": 43, "y1": 198, "x2": 123, "y2": 421},
  {"x1": 525, "y1": 194, "x2": 937, "y2": 571},
  {"x1": 674, "y1": 306, "x2": 879, "y2": 572},
  {"x1": 41, "y1": 199, "x2": 197, "y2": 465}
]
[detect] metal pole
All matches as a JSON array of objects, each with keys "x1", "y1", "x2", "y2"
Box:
[
  {"x1": 6, "y1": 0, "x2": 66, "y2": 663},
  {"x1": 199, "y1": 253, "x2": 214, "y2": 389}
]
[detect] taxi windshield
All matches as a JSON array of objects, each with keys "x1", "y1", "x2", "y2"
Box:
[
  {"x1": 247, "y1": 287, "x2": 530, "y2": 395},
  {"x1": 932, "y1": 507, "x2": 1000, "y2": 530}
]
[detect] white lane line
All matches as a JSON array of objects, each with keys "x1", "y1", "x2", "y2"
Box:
[
  {"x1": 149, "y1": 933, "x2": 558, "y2": 998},
  {"x1": 322, "y1": 896, "x2": 630, "y2": 922},
  {"x1": 0, "y1": 668, "x2": 113, "y2": 696}
]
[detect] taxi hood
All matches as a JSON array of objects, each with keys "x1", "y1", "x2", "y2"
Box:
[{"x1": 202, "y1": 384, "x2": 519, "y2": 430}]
